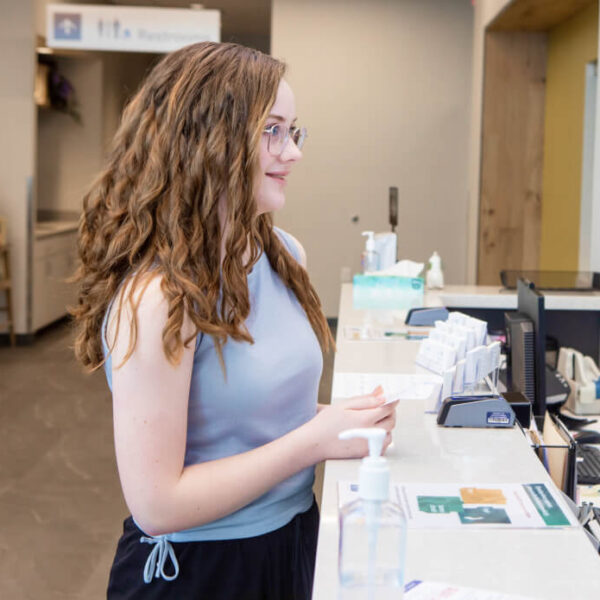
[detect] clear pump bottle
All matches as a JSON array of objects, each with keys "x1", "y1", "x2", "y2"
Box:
[
  {"x1": 338, "y1": 428, "x2": 407, "y2": 600},
  {"x1": 361, "y1": 231, "x2": 380, "y2": 273}
]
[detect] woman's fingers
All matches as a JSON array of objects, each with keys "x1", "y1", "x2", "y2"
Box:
[
  {"x1": 358, "y1": 401, "x2": 398, "y2": 428},
  {"x1": 375, "y1": 413, "x2": 396, "y2": 433},
  {"x1": 342, "y1": 392, "x2": 386, "y2": 410},
  {"x1": 376, "y1": 402, "x2": 397, "y2": 427},
  {"x1": 315, "y1": 390, "x2": 398, "y2": 460}
]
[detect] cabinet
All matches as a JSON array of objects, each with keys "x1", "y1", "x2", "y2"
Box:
[{"x1": 32, "y1": 229, "x2": 78, "y2": 331}]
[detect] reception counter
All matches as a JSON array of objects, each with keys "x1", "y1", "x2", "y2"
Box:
[{"x1": 311, "y1": 285, "x2": 600, "y2": 599}]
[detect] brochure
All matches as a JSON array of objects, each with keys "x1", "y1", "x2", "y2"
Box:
[{"x1": 338, "y1": 481, "x2": 578, "y2": 528}]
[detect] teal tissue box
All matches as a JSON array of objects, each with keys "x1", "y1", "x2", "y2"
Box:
[{"x1": 352, "y1": 275, "x2": 425, "y2": 310}]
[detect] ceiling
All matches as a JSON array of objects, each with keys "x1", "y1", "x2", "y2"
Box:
[{"x1": 109, "y1": 0, "x2": 271, "y2": 47}]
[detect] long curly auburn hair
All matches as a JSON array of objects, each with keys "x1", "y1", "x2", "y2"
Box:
[{"x1": 71, "y1": 42, "x2": 333, "y2": 370}]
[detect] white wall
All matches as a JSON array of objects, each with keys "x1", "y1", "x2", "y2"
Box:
[
  {"x1": 0, "y1": 0, "x2": 36, "y2": 334},
  {"x1": 271, "y1": 0, "x2": 474, "y2": 316}
]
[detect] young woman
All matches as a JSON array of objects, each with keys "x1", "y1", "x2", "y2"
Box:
[{"x1": 72, "y1": 42, "x2": 397, "y2": 599}]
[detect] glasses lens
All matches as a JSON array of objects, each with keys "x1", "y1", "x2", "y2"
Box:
[
  {"x1": 266, "y1": 125, "x2": 307, "y2": 154},
  {"x1": 266, "y1": 125, "x2": 282, "y2": 155},
  {"x1": 292, "y1": 127, "x2": 307, "y2": 150}
]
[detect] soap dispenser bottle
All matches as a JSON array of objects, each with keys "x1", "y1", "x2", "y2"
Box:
[
  {"x1": 338, "y1": 428, "x2": 407, "y2": 599},
  {"x1": 426, "y1": 250, "x2": 444, "y2": 289},
  {"x1": 361, "y1": 231, "x2": 380, "y2": 274}
]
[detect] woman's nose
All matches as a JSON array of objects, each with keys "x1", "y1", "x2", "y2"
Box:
[{"x1": 280, "y1": 137, "x2": 303, "y2": 162}]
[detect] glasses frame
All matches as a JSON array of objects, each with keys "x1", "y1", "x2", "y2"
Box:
[{"x1": 263, "y1": 123, "x2": 307, "y2": 156}]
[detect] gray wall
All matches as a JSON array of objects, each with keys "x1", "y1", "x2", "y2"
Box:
[{"x1": 272, "y1": 0, "x2": 474, "y2": 316}]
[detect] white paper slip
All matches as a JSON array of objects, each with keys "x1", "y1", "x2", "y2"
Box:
[
  {"x1": 405, "y1": 580, "x2": 536, "y2": 599},
  {"x1": 331, "y1": 372, "x2": 442, "y2": 403}
]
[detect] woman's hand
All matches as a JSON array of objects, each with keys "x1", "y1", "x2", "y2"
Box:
[{"x1": 309, "y1": 386, "x2": 398, "y2": 461}]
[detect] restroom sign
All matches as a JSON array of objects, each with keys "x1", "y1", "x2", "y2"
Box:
[{"x1": 47, "y1": 4, "x2": 220, "y2": 53}]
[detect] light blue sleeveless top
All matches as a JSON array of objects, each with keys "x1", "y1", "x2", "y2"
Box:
[{"x1": 103, "y1": 227, "x2": 323, "y2": 543}]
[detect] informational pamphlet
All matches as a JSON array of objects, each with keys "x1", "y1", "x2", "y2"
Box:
[
  {"x1": 338, "y1": 481, "x2": 578, "y2": 528},
  {"x1": 404, "y1": 580, "x2": 536, "y2": 599},
  {"x1": 331, "y1": 372, "x2": 441, "y2": 403}
]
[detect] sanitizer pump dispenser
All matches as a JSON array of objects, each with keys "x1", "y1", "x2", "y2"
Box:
[
  {"x1": 361, "y1": 231, "x2": 380, "y2": 273},
  {"x1": 338, "y1": 428, "x2": 407, "y2": 599},
  {"x1": 426, "y1": 251, "x2": 444, "y2": 289}
]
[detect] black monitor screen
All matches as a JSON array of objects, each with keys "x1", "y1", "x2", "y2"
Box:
[{"x1": 515, "y1": 279, "x2": 546, "y2": 421}]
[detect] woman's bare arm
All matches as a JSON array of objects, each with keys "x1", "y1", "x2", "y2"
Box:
[{"x1": 109, "y1": 276, "x2": 396, "y2": 536}]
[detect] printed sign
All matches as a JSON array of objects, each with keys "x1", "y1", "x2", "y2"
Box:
[
  {"x1": 47, "y1": 4, "x2": 220, "y2": 53},
  {"x1": 338, "y1": 481, "x2": 578, "y2": 529}
]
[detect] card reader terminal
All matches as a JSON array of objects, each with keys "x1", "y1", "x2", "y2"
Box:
[{"x1": 437, "y1": 394, "x2": 516, "y2": 428}]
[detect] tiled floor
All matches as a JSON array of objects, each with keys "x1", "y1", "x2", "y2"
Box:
[{"x1": 0, "y1": 320, "x2": 334, "y2": 599}]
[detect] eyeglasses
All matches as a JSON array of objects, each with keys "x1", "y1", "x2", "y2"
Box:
[{"x1": 263, "y1": 123, "x2": 307, "y2": 156}]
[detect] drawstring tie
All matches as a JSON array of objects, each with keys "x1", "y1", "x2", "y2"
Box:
[{"x1": 140, "y1": 535, "x2": 180, "y2": 584}]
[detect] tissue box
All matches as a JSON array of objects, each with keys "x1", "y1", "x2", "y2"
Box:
[{"x1": 353, "y1": 275, "x2": 424, "y2": 310}]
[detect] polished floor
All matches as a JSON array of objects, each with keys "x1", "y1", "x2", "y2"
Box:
[{"x1": 0, "y1": 321, "x2": 334, "y2": 599}]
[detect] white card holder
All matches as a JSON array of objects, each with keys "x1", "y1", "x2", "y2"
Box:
[
  {"x1": 441, "y1": 366, "x2": 456, "y2": 401},
  {"x1": 453, "y1": 359, "x2": 466, "y2": 394},
  {"x1": 416, "y1": 339, "x2": 457, "y2": 374}
]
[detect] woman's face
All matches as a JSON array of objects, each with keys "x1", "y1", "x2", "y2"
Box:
[{"x1": 255, "y1": 79, "x2": 303, "y2": 215}]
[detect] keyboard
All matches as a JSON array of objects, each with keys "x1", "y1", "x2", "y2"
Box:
[{"x1": 577, "y1": 444, "x2": 600, "y2": 485}]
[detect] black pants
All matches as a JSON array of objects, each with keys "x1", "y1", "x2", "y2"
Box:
[{"x1": 107, "y1": 499, "x2": 320, "y2": 600}]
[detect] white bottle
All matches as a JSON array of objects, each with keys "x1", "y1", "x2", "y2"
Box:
[
  {"x1": 361, "y1": 231, "x2": 380, "y2": 274},
  {"x1": 338, "y1": 428, "x2": 407, "y2": 600},
  {"x1": 426, "y1": 251, "x2": 444, "y2": 289}
]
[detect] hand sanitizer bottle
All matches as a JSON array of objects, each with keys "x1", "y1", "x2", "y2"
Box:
[
  {"x1": 361, "y1": 231, "x2": 380, "y2": 273},
  {"x1": 338, "y1": 428, "x2": 407, "y2": 600},
  {"x1": 426, "y1": 251, "x2": 444, "y2": 289}
]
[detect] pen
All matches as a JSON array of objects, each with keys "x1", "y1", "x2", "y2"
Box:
[{"x1": 384, "y1": 331, "x2": 429, "y2": 340}]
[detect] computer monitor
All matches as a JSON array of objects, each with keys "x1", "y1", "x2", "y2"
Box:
[{"x1": 504, "y1": 279, "x2": 546, "y2": 425}]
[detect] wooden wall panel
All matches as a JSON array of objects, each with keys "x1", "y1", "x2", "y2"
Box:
[{"x1": 477, "y1": 31, "x2": 547, "y2": 285}]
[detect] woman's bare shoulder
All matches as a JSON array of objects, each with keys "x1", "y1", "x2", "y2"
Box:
[{"x1": 275, "y1": 228, "x2": 307, "y2": 268}]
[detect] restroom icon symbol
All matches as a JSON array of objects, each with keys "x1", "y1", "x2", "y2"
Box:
[{"x1": 54, "y1": 13, "x2": 82, "y2": 40}]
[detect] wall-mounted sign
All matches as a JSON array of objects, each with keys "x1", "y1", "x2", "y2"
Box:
[{"x1": 47, "y1": 4, "x2": 220, "y2": 53}]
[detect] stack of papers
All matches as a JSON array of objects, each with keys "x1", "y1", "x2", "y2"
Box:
[{"x1": 332, "y1": 372, "x2": 442, "y2": 403}]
